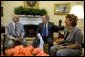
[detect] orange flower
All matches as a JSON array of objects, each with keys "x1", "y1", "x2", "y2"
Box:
[{"x1": 32, "y1": 48, "x2": 42, "y2": 55}]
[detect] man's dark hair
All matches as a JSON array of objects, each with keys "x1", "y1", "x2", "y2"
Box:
[
  {"x1": 32, "y1": 36, "x2": 40, "y2": 48},
  {"x1": 42, "y1": 14, "x2": 49, "y2": 21}
]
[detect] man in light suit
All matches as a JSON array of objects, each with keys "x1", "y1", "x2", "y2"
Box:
[
  {"x1": 37, "y1": 14, "x2": 57, "y2": 54},
  {"x1": 5, "y1": 15, "x2": 27, "y2": 49}
]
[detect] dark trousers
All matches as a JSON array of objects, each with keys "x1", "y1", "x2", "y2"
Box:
[{"x1": 42, "y1": 37, "x2": 53, "y2": 54}]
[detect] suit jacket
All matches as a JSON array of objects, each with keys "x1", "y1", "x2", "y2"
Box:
[
  {"x1": 5, "y1": 22, "x2": 25, "y2": 39},
  {"x1": 37, "y1": 22, "x2": 55, "y2": 40}
]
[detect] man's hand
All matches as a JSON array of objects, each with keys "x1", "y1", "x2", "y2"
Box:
[
  {"x1": 13, "y1": 38, "x2": 18, "y2": 41},
  {"x1": 18, "y1": 38, "x2": 23, "y2": 41},
  {"x1": 12, "y1": 37, "x2": 23, "y2": 41}
]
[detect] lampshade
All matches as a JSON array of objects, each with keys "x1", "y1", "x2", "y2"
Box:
[{"x1": 69, "y1": 5, "x2": 84, "y2": 19}]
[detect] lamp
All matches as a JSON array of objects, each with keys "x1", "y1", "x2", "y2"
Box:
[
  {"x1": 69, "y1": 5, "x2": 84, "y2": 19},
  {"x1": 69, "y1": 4, "x2": 84, "y2": 36}
]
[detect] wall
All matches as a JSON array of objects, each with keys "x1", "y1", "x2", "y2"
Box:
[
  {"x1": 1, "y1": 1, "x2": 24, "y2": 26},
  {"x1": 1, "y1": 1, "x2": 84, "y2": 35}
]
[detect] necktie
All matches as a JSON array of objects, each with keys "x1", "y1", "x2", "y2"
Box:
[
  {"x1": 42, "y1": 24, "x2": 46, "y2": 37},
  {"x1": 15, "y1": 23, "x2": 17, "y2": 37}
]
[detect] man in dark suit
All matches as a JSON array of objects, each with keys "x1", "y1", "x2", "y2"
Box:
[{"x1": 37, "y1": 14, "x2": 56, "y2": 54}]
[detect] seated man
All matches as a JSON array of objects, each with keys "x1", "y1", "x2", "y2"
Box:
[
  {"x1": 37, "y1": 14, "x2": 57, "y2": 54},
  {"x1": 50, "y1": 14, "x2": 83, "y2": 56},
  {"x1": 4, "y1": 15, "x2": 27, "y2": 49}
]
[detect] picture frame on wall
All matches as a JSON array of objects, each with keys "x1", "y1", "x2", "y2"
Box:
[
  {"x1": 54, "y1": 3, "x2": 70, "y2": 15},
  {"x1": 24, "y1": 1, "x2": 39, "y2": 9}
]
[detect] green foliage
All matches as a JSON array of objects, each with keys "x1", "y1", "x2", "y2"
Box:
[{"x1": 14, "y1": 6, "x2": 47, "y2": 16}]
